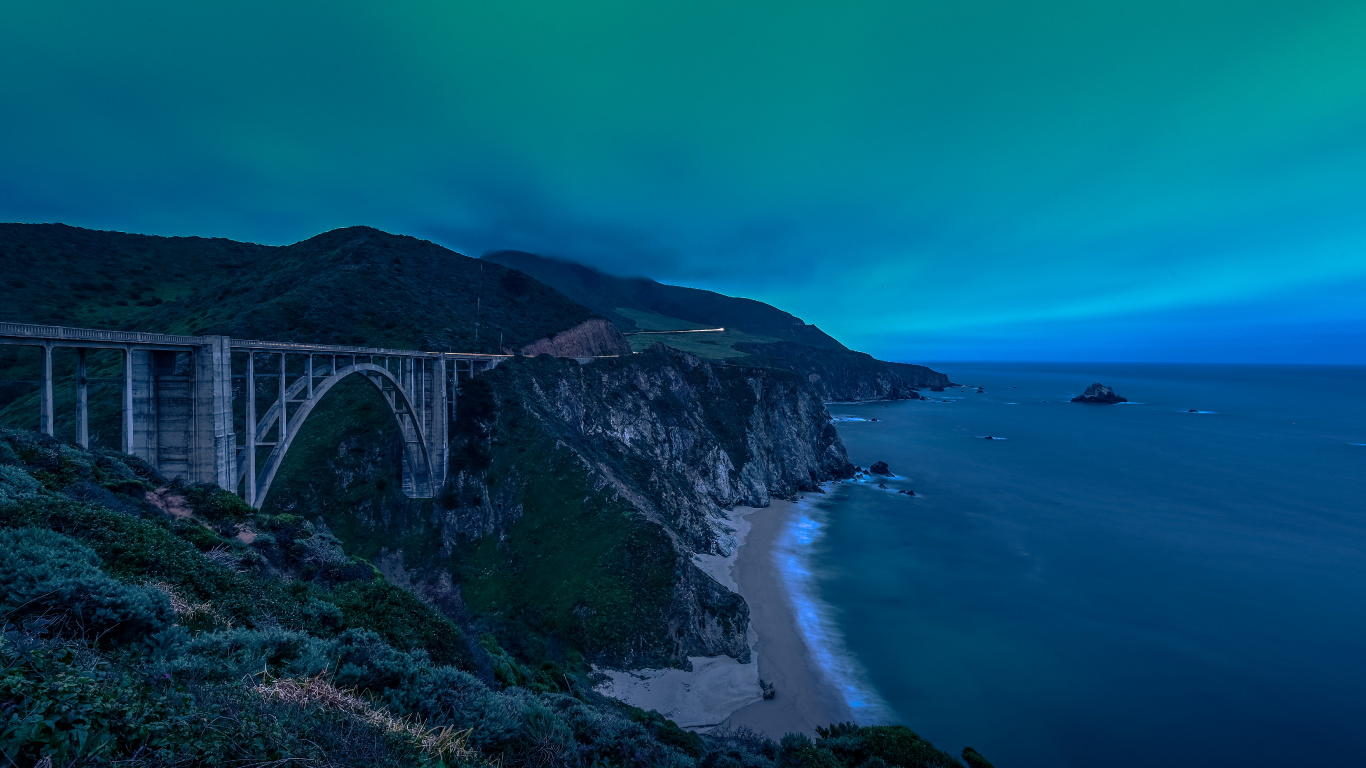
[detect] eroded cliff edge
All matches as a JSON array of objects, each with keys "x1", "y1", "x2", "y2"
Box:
[{"x1": 272, "y1": 344, "x2": 854, "y2": 670}]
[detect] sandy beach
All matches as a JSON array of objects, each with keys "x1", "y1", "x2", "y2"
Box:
[
  {"x1": 595, "y1": 499, "x2": 850, "y2": 736},
  {"x1": 719, "y1": 499, "x2": 851, "y2": 736}
]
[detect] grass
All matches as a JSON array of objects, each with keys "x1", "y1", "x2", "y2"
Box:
[{"x1": 617, "y1": 307, "x2": 785, "y2": 360}]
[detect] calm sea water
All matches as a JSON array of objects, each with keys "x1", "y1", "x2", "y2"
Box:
[{"x1": 790, "y1": 363, "x2": 1366, "y2": 768}]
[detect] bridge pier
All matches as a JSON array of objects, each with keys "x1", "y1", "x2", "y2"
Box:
[
  {"x1": 39, "y1": 344, "x2": 53, "y2": 436},
  {"x1": 122, "y1": 347, "x2": 134, "y2": 454},
  {"x1": 245, "y1": 351, "x2": 257, "y2": 506},
  {"x1": 76, "y1": 349, "x2": 88, "y2": 448},
  {"x1": 122, "y1": 337, "x2": 235, "y2": 487}
]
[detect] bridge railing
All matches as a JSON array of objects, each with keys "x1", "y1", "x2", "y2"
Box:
[
  {"x1": 0, "y1": 322, "x2": 202, "y2": 347},
  {"x1": 231, "y1": 337, "x2": 513, "y2": 361},
  {"x1": 0, "y1": 322, "x2": 519, "y2": 362}
]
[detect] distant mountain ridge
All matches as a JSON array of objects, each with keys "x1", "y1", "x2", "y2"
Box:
[{"x1": 483, "y1": 249, "x2": 950, "y2": 398}]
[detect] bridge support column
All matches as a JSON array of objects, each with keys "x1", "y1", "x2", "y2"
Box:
[
  {"x1": 196, "y1": 336, "x2": 236, "y2": 490},
  {"x1": 429, "y1": 357, "x2": 448, "y2": 486},
  {"x1": 76, "y1": 349, "x2": 88, "y2": 448},
  {"x1": 123, "y1": 347, "x2": 134, "y2": 454},
  {"x1": 127, "y1": 349, "x2": 157, "y2": 462},
  {"x1": 245, "y1": 351, "x2": 257, "y2": 506},
  {"x1": 122, "y1": 338, "x2": 235, "y2": 489},
  {"x1": 278, "y1": 352, "x2": 287, "y2": 442},
  {"x1": 39, "y1": 344, "x2": 54, "y2": 436}
]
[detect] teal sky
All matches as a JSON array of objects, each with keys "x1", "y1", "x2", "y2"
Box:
[{"x1": 4, "y1": 1, "x2": 1366, "y2": 362}]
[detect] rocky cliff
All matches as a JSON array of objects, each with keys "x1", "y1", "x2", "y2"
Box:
[
  {"x1": 737, "y1": 341, "x2": 951, "y2": 402},
  {"x1": 267, "y1": 344, "x2": 854, "y2": 669}
]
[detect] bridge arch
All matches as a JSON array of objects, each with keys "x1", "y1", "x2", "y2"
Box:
[
  {"x1": 249, "y1": 362, "x2": 436, "y2": 508},
  {"x1": 0, "y1": 322, "x2": 517, "y2": 503}
]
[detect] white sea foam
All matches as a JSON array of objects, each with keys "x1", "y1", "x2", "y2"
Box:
[
  {"x1": 830, "y1": 415, "x2": 870, "y2": 422},
  {"x1": 774, "y1": 499, "x2": 895, "y2": 724}
]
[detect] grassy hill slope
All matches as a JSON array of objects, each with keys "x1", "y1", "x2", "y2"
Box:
[
  {"x1": 483, "y1": 250, "x2": 847, "y2": 350},
  {"x1": 1, "y1": 224, "x2": 596, "y2": 351},
  {"x1": 482, "y1": 250, "x2": 951, "y2": 398}
]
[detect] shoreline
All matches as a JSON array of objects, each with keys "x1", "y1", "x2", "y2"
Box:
[
  {"x1": 594, "y1": 499, "x2": 851, "y2": 735},
  {"x1": 719, "y1": 499, "x2": 852, "y2": 736}
]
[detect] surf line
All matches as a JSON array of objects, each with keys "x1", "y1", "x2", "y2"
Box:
[{"x1": 774, "y1": 496, "x2": 895, "y2": 724}]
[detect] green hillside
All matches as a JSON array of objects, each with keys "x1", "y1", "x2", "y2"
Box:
[
  {"x1": 482, "y1": 250, "x2": 951, "y2": 397},
  {"x1": 1, "y1": 224, "x2": 597, "y2": 351},
  {"x1": 0, "y1": 224, "x2": 599, "y2": 446},
  {"x1": 483, "y1": 250, "x2": 847, "y2": 351}
]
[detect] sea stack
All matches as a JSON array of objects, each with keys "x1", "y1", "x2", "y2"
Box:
[
  {"x1": 1071, "y1": 383, "x2": 1128, "y2": 404},
  {"x1": 869, "y1": 461, "x2": 891, "y2": 475}
]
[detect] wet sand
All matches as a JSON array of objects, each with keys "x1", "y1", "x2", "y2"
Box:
[{"x1": 720, "y1": 499, "x2": 851, "y2": 736}]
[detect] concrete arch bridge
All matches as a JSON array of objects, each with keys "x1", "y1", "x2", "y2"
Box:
[{"x1": 0, "y1": 322, "x2": 508, "y2": 506}]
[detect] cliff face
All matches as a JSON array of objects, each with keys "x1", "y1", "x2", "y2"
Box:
[
  {"x1": 738, "y1": 342, "x2": 951, "y2": 402},
  {"x1": 267, "y1": 345, "x2": 853, "y2": 670},
  {"x1": 441, "y1": 345, "x2": 853, "y2": 667}
]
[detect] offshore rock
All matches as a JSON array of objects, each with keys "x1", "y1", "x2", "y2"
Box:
[
  {"x1": 869, "y1": 461, "x2": 891, "y2": 475},
  {"x1": 1071, "y1": 382, "x2": 1128, "y2": 404}
]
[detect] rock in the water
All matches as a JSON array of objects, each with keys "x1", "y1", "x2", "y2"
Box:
[
  {"x1": 869, "y1": 460, "x2": 891, "y2": 475},
  {"x1": 898, "y1": 489, "x2": 917, "y2": 496},
  {"x1": 877, "y1": 483, "x2": 887, "y2": 489},
  {"x1": 1071, "y1": 382, "x2": 1128, "y2": 404}
]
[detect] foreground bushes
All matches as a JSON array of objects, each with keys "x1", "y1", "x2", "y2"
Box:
[
  {"x1": 0, "y1": 527, "x2": 173, "y2": 646},
  {"x1": 0, "y1": 428, "x2": 989, "y2": 767}
]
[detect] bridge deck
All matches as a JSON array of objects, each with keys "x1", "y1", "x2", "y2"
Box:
[{"x1": 0, "y1": 321, "x2": 513, "y2": 361}]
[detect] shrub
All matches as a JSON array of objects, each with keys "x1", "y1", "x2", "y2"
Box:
[
  {"x1": 0, "y1": 637, "x2": 121, "y2": 764},
  {"x1": 0, "y1": 497, "x2": 258, "y2": 625},
  {"x1": 961, "y1": 747, "x2": 995, "y2": 768},
  {"x1": 331, "y1": 579, "x2": 471, "y2": 668},
  {"x1": 172, "y1": 626, "x2": 335, "y2": 681},
  {"x1": 814, "y1": 723, "x2": 963, "y2": 768},
  {"x1": 0, "y1": 464, "x2": 43, "y2": 506},
  {"x1": 184, "y1": 482, "x2": 253, "y2": 524},
  {"x1": 0, "y1": 527, "x2": 172, "y2": 646}
]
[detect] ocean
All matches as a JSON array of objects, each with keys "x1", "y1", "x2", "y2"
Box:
[{"x1": 790, "y1": 363, "x2": 1366, "y2": 768}]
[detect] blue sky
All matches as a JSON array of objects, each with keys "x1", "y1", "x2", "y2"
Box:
[{"x1": 3, "y1": 0, "x2": 1365, "y2": 362}]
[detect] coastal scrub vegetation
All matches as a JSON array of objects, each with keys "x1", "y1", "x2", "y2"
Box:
[{"x1": 0, "y1": 427, "x2": 989, "y2": 767}]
